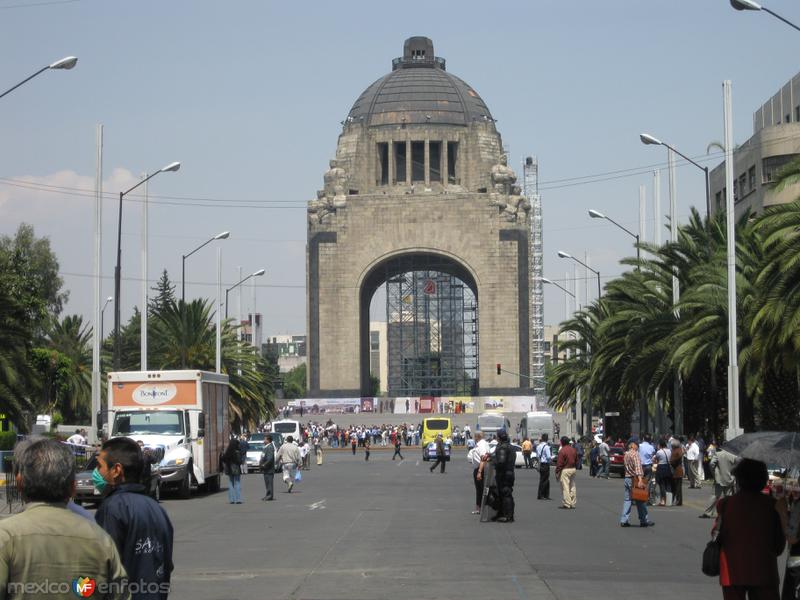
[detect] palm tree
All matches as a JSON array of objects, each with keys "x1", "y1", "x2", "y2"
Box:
[
  {"x1": 46, "y1": 314, "x2": 93, "y2": 421},
  {"x1": 0, "y1": 285, "x2": 34, "y2": 428}
]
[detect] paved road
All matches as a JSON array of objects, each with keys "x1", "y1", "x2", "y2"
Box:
[{"x1": 163, "y1": 449, "x2": 721, "y2": 600}]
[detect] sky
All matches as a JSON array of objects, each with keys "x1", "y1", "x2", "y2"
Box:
[{"x1": 1, "y1": 0, "x2": 798, "y2": 337}]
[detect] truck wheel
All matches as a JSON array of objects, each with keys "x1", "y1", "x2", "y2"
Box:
[{"x1": 178, "y1": 466, "x2": 192, "y2": 499}]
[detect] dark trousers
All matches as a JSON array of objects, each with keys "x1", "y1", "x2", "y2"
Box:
[
  {"x1": 392, "y1": 447, "x2": 403, "y2": 460},
  {"x1": 722, "y1": 585, "x2": 779, "y2": 600},
  {"x1": 523, "y1": 451, "x2": 532, "y2": 468},
  {"x1": 538, "y1": 463, "x2": 550, "y2": 499},
  {"x1": 496, "y1": 471, "x2": 515, "y2": 519},
  {"x1": 430, "y1": 456, "x2": 445, "y2": 473},
  {"x1": 262, "y1": 471, "x2": 274, "y2": 500},
  {"x1": 672, "y1": 476, "x2": 683, "y2": 506},
  {"x1": 351, "y1": 444, "x2": 357, "y2": 455},
  {"x1": 473, "y1": 467, "x2": 482, "y2": 508}
]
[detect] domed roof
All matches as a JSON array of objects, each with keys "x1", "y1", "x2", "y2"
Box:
[{"x1": 346, "y1": 37, "x2": 493, "y2": 128}]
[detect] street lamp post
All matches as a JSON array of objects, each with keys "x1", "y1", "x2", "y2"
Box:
[
  {"x1": 225, "y1": 269, "x2": 266, "y2": 319},
  {"x1": 181, "y1": 231, "x2": 230, "y2": 303},
  {"x1": 113, "y1": 162, "x2": 181, "y2": 370},
  {"x1": 588, "y1": 209, "x2": 641, "y2": 263},
  {"x1": 0, "y1": 56, "x2": 78, "y2": 100},
  {"x1": 730, "y1": 0, "x2": 800, "y2": 32},
  {"x1": 640, "y1": 133, "x2": 710, "y2": 219},
  {"x1": 558, "y1": 251, "x2": 601, "y2": 301}
]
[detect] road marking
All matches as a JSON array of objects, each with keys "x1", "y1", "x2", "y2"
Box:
[{"x1": 307, "y1": 499, "x2": 326, "y2": 511}]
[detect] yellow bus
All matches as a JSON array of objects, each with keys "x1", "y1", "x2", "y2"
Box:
[{"x1": 421, "y1": 417, "x2": 452, "y2": 461}]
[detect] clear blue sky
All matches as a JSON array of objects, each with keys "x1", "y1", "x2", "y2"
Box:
[{"x1": 1, "y1": 0, "x2": 797, "y2": 335}]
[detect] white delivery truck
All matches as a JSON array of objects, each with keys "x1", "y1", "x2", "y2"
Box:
[
  {"x1": 105, "y1": 370, "x2": 229, "y2": 498},
  {"x1": 476, "y1": 411, "x2": 511, "y2": 440}
]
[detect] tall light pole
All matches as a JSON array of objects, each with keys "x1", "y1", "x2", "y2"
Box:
[
  {"x1": 225, "y1": 269, "x2": 266, "y2": 319},
  {"x1": 113, "y1": 161, "x2": 181, "y2": 370},
  {"x1": 543, "y1": 276, "x2": 575, "y2": 322},
  {"x1": 0, "y1": 56, "x2": 77, "y2": 99},
  {"x1": 181, "y1": 231, "x2": 230, "y2": 303},
  {"x1": 730, "y1": 0, "x2": 800, "y2": 32},
  {"x1": 558, "y1": 251, "x2": 601, "y2": 301},
  {"x1": 588, "y1": 209, "x2": 641, "y2": 263},
  {"x1": 640, "y1": 133, "x2": 710, "y2": 219}
]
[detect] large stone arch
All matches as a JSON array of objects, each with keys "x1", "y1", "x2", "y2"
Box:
[{"x1": 357, "y1": 249, "x2": 480, "y2": 396}]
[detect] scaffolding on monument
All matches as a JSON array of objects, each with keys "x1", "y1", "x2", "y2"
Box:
[
  {"x1": 523, "y1": 156, "x2": 546, "y2": 403},
  {"x1": 384, "y1": 256, "x2": 478, "y2": 397}
]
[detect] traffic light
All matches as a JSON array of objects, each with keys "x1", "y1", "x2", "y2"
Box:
[{"x1": 496, "y1": 363, "x2": 501, "y2": 375}]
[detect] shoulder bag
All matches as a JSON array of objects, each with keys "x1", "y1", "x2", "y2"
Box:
[
  {"x1": 702, "y1": 500, "x2": 724, "y2": 576},
  {"x1": 631, "y1": 477, "x2": 649, "y2": 502}
]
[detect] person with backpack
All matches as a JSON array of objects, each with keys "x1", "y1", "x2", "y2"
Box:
[
  {"x1": 222, "y1": 437, "x2": 243, "y2": 504},
  {"x1": 536, "y1": 433, "x2": 552, "y2": 500},
  {"x1": 491, "y1": 430, "x2": 516, "y2": 522}
]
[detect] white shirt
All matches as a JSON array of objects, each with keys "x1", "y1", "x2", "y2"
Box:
[
  {"x1": 300, "y1": 444, "x2": 309, "y2": 458},
  {"x1": 686, "y1": 442, "x2": 700, "y2": 461},
  {"x1": 474, "y1": 439, "x2": 490, "y2": 460},
  {"x1": 66, "y1": 434, "x2": 85, "y2": 446}
]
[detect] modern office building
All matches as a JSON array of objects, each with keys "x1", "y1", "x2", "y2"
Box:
[{"x1": 709, "y1": 72, "x2": 800, "y2": 219}]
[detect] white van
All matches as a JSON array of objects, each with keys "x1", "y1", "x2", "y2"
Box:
[
  {"x1": 476, "y1": 412, "x2": 511, "y2": 440},
  {"x1": 270, "y1": 419, "x2": 302, "y2": 442}
]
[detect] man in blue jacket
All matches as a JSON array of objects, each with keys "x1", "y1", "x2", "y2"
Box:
[{"x1": 95, "y1": 437, "x2": 174, "y2": 600}]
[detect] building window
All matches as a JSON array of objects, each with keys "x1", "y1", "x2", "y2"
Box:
[
  {"x1": 733, "y1": 180, "x2": 738, "y2": 202},
  {"x1": 739, "y1": 174, "x2": 747, "y2": 198},
  {"x1": 370, "y1": 331, "x2": 380, "y2": 351},
  {"x1": 796, "y1": 106, "x2": 800, "y2": 123},
  {"x1": 763, "y1": 154, "x2": 799, "y2": 184},
  {"x1": 393, "y1": 142, "x2": 407, "y2": 184},
  {"x1": 787, "y1": 113, "x2": 792, "y2": 124},
  {"x1": 748, "y1": 166, "x2": 756, "y2": 191},
  {"x1": 447, "y1": 141, "x2": 459, "y2": 184},
  {"x1": 411, "y1": 141, "x2": 425, "y2": 182},
  {"x1": 715, "y1": 191, "x2": 722, "y2": 211},
  {"x1": 376, "y1": 143, "x2": 388, "y2": 186},
  {"x1": 429, "y1": 141, "x2": 441, "y2": 182}
]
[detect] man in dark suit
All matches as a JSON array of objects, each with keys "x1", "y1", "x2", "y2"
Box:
[{"x1": 259, "y1": 435, "x2": 276, "y2": 501}]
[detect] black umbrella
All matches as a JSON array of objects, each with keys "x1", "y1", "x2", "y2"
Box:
[{"x1": 724, "y1": 431, "x2": 800, "y2": 469}]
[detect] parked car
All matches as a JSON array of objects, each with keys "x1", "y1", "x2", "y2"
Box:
[
  {"x1": 487, "y1": 440, "x2": 527, "y2": 468},
  {"x1": 608, "y1": 447, "x2": 625, "y2": 476},
  {"x1": 245, "y1": 441, "x2": 265, "y2": 473},
  {"x1": 74, "y1": 454, "x2": 161, "y2": 507}
]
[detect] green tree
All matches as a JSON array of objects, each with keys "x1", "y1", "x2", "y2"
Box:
[
  {"x1": 45, "y1": 315, "x2": 93, "y2": 423},
  {"x1": 149, "y1": 269, "x2": 176, "y2": 316},
  {"x1": 282, "y1": 363, "x2": 307, "y2": 400}
]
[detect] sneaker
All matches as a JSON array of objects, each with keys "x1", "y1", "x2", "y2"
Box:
[
  {"x1": 471, "y1": 510, "x2": 481, "y2": 514},
  {"x1": 640, "y1": 521, "x2": 655, "y2": 527},
  {"x1": 620, "y1": 522, "x2": 631, "y2": 527},
  {"x1": 288, "y1": 482, "x2": 294, "y2": 493}
]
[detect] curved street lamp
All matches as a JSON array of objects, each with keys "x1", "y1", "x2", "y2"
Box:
[
  {"x1": 182, "y1": 231, "x2": 230, "y2": 303},
  {"x1": 730, "y1": 0, "x2": 800, "y2": 32},
  {"x1": 225, "y1": 269, "x2": 266, "y2": 319},
  {"x1": 0, "y1": 55, "x2": 78, "y2": 100},
  {"x1": 588, "y1": 209, "x2": 641, "y2": 263},
  {"x1": 113, "y1": 162, "x2": 181, "y2": 369},
  {"x1": 640, "y1": 132, "x2": 710, "y2": 219},
  {"x1": 557, "y1": 250, "x2": 602, "y2": 301}
]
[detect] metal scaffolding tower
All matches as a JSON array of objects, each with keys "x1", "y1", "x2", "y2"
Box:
[
  {"x1": 523, "y1": 156, "x2": 546, "y2": 404},
  {"x1": 384, "y1": 256, "x2": 478, "y2": 397}
]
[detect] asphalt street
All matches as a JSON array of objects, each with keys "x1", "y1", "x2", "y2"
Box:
[{"x1": 163, "y1": 449, "x2": 722, "y2": 600}]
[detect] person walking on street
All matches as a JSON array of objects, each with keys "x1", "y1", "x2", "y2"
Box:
[
  {"x1": 0, "y1": 438, "x2": 129, "y2": 599},
  {"x1": 700, "y1": 441, "x2": 738, "y2": 518},
  {"x1": 95, "y1": 437, "x2": 175, "y2": 599},
  {"x1": 259, "y1": 434, "x2": 276, "y2": 501},
  {"x1": 364, "y1": 437, "x2": 371, "y2": 461},
  {"x1": 619, "y1": 437, "x2": 654, "y2": 528},
  {"x1": 713, "y1": 458, "x2": 785, "y2": 600},
  {"x1": 429, "y1": 434, "x2": 446, "y2": 474},
  {"x1": 556, "y1": 436, "x2": 578, "y2": 509},
  {"x1": 573, "y1": 438, "x2": 584, "y2": 471},
  {"x1": 654, "y1": 439, "x2": 673, "y2": 507},
  {"x1": 468, "y1": 432, "x2": 490, "y2": 514},
  {"x1": 239, "y1": 434, "x2": 249, "y2": 475},
  {"x1": 597, "y1": 436, "x2": 610, "y2": 479},
  {"x1": 670, "y1": 438, "x2": 685, "y2": 506},
  {"x1": 491, "y1": 430, "x2": 516, "y2": 522},
  {"x1": 686, "y1": 435, "x2": 702, "y2": 489},
  {"x1": 314, "y1": 436, "x2": 323, "y2": 466},
  {"x1": 351, "y1": 432, "x2": 358, "y2": 456},
  {"x1": 639, "y1": 434, "x2": 656, "y2": 503},
  {"x1": 521, "y1": 438, "x2": 533, "y2": 469},
  {"x1": 222, "y1": 437, "x2": 243, "y2": 504},
  {"x1": 537, "y1": 434, "x2": 552, "y2": 500},
  {"x1": 276, "y1": 435, "x2": 302, "y2": 493},
  {"x1": 392, "y1": 436, "x2": 404, "y2": 461}
]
